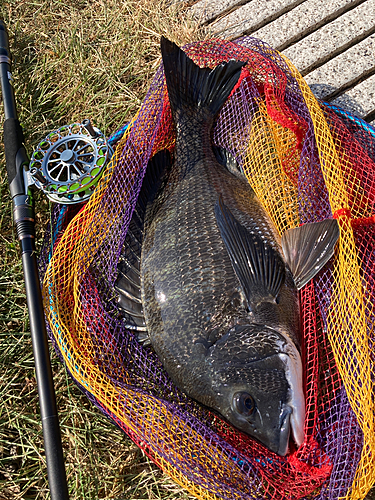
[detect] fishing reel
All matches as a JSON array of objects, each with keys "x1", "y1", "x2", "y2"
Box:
[{"x1": 28, "y1": 119, "x2": 113, "y2": 204}]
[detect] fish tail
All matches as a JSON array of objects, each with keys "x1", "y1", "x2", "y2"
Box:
[{"x1": 161, "y1": 37, "x2": 245, "y2": 119}]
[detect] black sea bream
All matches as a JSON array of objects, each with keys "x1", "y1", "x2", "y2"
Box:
[{"x1": 116, "y1": 37, "x2": 339, "y2": 456}]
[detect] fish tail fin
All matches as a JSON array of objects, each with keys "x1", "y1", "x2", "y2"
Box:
[{"x1": 161, "y1": 37, "x2": 245, "y2": 118}]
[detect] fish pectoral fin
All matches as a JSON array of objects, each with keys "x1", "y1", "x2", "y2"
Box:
[
  {"x1": 281, "y1": 218, "x2": 340, "y2": 290},
  {"x1": 215, "y1": 196, "x2": 286, "y2": 306}
]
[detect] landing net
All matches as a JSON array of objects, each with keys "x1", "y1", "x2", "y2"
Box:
[{"x1": 40, "y1": 37, "x2": 375, "y2": 500}]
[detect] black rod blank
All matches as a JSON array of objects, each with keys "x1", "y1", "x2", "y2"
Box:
[{"x1": 0, "y1": 20, "x2": 69, "y2": 500}]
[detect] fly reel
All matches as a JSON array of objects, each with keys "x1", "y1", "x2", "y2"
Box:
[{"x1": 28, "y1": 119, "x2": 113, "y2": 204}]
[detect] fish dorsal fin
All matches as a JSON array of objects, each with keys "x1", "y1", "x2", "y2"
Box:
[
  {"x1": 137, "y1": 149, "x2": 172, "y2": 215},
  {"x1": 115, "y1": 149, "x2": 172, "y2": 340},
  {"x1": 161, "y1": 37, "x2": 245, "y2": 118},
  {"x1": 215, "y1": 197, "x2": 285, "y2": 306},
  {"x1": 281, "y1": 219, "x2": 340, "y2": 290}
]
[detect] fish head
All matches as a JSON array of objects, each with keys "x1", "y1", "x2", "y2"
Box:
[{"x1": 205, "y1": 324, "x2": 305, "y2": 456}]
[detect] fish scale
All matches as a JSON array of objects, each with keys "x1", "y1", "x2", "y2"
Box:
[
  {"x1": 176, "y1": 165, "x2": 234, "y2": 309},
  {"x1": 117, "y1": 37, "x2": 340, "y2": 456},
  {"x1": 139, "y1": 39, "x2": 303, "y2": 445},
  {"x1": 141, "y1": 128, "x2": 292, "y2": 401}
]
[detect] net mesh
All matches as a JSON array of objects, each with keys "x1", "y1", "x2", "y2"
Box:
[{"x1": 40, "y1": 37, "x2": 375, "y2": 500}]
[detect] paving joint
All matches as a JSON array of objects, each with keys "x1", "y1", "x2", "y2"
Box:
[
  {"x1": 322, "y1": 66, "x2": 375, "y2": 102},
  {"x1": 280, "y1": 0, "x2": 369, "y2": 49},
  {"x1": 364, "y1": 110, "x2": 375, "y2": 123},
  {"x1": 209, "y1": 0, "x2": 306, "y2": 39},
  {"x1": 299, "y1": 26, "x2": 375, "y2": 76},
  {"x1": 256, "y1": 0, "x2": 367, "y2": 51},
  {"x1": 193, "y1": 0, "x2": 250, "y2": 26}
]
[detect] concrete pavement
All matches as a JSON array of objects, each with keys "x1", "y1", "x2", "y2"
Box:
[{"x1": 190, "y1": 0, "x2": 375, "y2": 125}]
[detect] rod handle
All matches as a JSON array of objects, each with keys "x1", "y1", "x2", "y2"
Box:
[
  {"x1": 0, "y1": 19, "x2": 10, "y2": 57},
  {"x1": 3, "y1": 118, "x2": 29, "y2": 197},
  {"x1": 0, "y1": 21, "x2": 29, "y2": 197}
]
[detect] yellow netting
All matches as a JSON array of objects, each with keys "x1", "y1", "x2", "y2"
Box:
[{"x1": 282, "y1": 57, "x2": 375, "y2": 500}]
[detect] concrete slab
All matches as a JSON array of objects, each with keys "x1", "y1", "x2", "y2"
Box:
[
  {"x1": 329, "y1": 73, "x2": 375, "y2": 119},
  {"x1": 191, "y1": 0, "x2": 375, "y2": 128},
  {"x1": 211, "y1": 0, "x2": 361, "y2": 42},
  {"x1": 282, "y1": 0, "x2": 375, "y2": 74},
  {"x1": 191, "y1": 0, "x2": 248, "y2": 25},
  {"x1": 209, "y1": 0, "x2": 306, "y2": 39},
  {"x1": 304, "y1": 34, "x2": 375, "y2": 100}
]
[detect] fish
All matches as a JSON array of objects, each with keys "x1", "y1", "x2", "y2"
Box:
[{"x1": 116, "y1": 37, "x2": 340, "y2": 456}]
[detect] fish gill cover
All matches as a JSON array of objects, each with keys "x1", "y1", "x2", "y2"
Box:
[{"x1": 39, "y1": 36, "x2": 375, "y2": 500}]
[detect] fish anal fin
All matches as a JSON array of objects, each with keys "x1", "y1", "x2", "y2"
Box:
[
  {"x1": 215, "y1": 197, "x2": 285, "y2": 307},
  {"x1": 213, "y1": 146, "x2": 247, "y2": 181},
  {"x1": 281, "y1": 219, "x2": 340, "y2": 290}
]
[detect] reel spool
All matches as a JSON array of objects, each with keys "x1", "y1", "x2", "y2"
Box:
[{"x1": 28, "y1": 119, "x2": 113, "y2": 204}]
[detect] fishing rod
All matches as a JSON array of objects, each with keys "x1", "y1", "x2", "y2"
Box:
[{"x1": 0, "y1": 20, "x2": 69, "y2": 500}]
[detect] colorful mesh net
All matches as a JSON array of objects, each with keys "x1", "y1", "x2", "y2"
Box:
[{"x1": 40, "y1": 37, "x2": 375, "y2": 500}]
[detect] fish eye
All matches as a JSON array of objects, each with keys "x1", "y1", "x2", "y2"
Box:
[{"x1": 233, "y1": 392, "x2": 255, "y2": 416}]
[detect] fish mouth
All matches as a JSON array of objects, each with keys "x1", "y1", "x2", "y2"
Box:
[
  {"x1": 208, "y1": 325, "x2": 305, "y2": 455},
  {"x1": 278, "y1": 351, "x2": 305, "y2": 449}
]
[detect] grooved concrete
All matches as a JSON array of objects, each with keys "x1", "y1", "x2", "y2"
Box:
[
  {"x1": 211, "y1": 0, "x2": 360, "y2": 42},
  {"x1": 209, "y1": 0, "x2": 306, "y2": 39},
  {"x1": 304, "y1": 34, "x2": 375, "y2": 99},
  {"x1": 189, "y1": 0, "x2": 375, "y2": 126},
  {"x1": 330, "y1": 73, "x2": 375, "y2": 118},
  {"x1": 191, "y1": 0, "x2": 248, "y2": 24},
  {"x1": 282, "y1": 0, "x2": 375, "y2": 74}
]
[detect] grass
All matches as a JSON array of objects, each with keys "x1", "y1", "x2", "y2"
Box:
[
  {"x1": 0, "y1": 0, "x2": 204, "y2": 498},
  {"x1": 1, "y1": 1, "x2": 375, "y2": 499}
]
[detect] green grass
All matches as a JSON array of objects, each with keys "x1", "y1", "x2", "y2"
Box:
[{"x1": 0, "y1": 0, "x2": 203, "y2": 498}]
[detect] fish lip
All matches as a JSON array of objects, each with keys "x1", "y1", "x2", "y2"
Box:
[
  {"x1": 277, "y1": 351, "x2": 305, "y2": 449},
  {"x1": 278, "y1": 406, "x2": 292, "y2": 456}
]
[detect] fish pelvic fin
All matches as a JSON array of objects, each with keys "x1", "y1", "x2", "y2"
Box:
[
  {"x1": 161, "y1": 37, "x2": 246, "y2": 119},
  {"x1": 281, "y1": 219, "x2": 340, "y2": 290},
  {"x1": 215, "y1": 196, "x2": 286, "y2": 306}
]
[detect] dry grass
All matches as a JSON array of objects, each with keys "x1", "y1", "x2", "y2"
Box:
[
  {"x1": 2, "y1": 1, "x2": 375, "y2": 499},
  {"x1": 0, "y1": 0, "x2": 204, "y2": 498}
]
